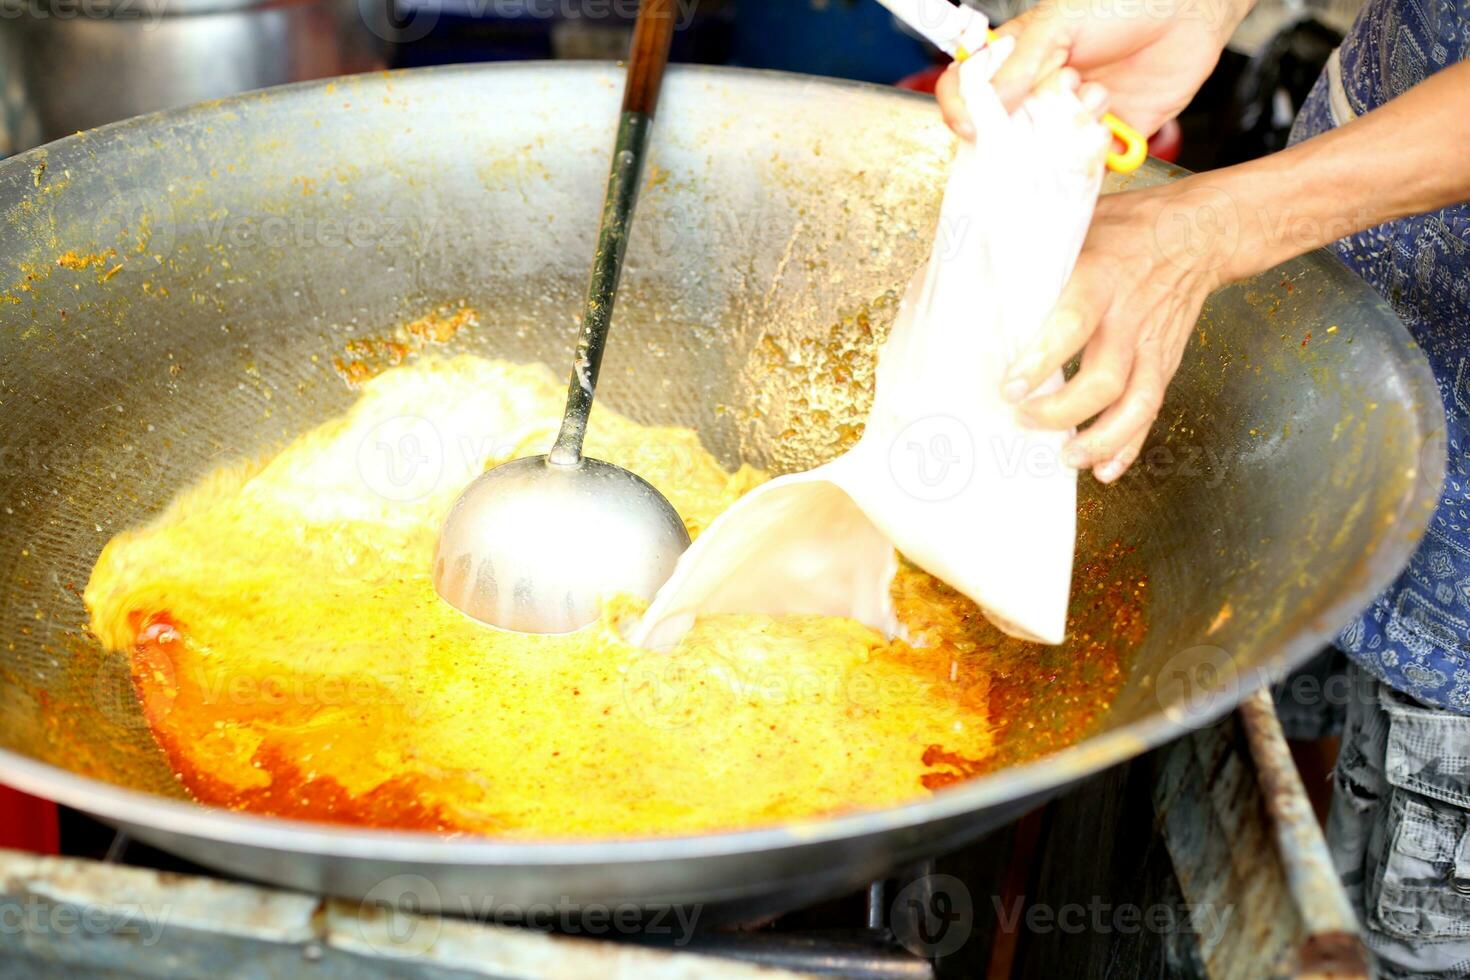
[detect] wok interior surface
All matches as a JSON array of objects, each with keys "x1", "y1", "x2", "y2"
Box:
[{"x1": 0, "y1": 63, "x2": 1442, "y2": 912}]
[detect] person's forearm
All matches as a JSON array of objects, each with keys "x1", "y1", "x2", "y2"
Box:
[{"x1": 1192, "y1": 60, "x2": 1470, "y2": 284}]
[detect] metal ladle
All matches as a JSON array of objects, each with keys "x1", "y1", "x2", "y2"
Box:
[{"x1": 432, "y1": 0, "x2": 688, "y2": 633}]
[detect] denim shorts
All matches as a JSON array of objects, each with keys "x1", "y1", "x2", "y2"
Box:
[{"x1": 1331, "y1": 663, "x2": 1470, "y2": 977}]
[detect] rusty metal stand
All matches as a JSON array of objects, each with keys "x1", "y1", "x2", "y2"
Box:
[{"x1": 1238, "y1": 688, "x2": 1368, "y2": 979}]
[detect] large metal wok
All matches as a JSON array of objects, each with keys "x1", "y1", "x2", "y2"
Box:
[{"x1": 0, "y1": 63, "x2": 1443, "y2": 918}]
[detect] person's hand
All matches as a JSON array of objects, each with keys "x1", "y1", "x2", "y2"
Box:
[
  {"x1": 936, "y1": 0, "x2": 1250, "y2": 140},
  {"x1": 1001, "y1": 176, "x2": 1236, "y2": 482}
]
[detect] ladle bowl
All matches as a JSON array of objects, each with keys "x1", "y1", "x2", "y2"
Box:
[{"x1": 433, "y1": 454, "x2": 690, "y2": 633}]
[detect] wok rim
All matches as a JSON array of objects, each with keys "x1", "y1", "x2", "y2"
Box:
[{"x1": 0, "y1": 61, "x2": 1447, "y2": 867}]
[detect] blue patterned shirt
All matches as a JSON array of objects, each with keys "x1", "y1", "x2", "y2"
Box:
[{"x1": 1289, "y1": 0, "x2": 1470, "y2": 709}]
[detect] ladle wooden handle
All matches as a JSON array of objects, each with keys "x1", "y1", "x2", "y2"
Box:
[
  {"x1": 622, "y1": 0, "x2": 676, "y2": 117},
  {"x1": 549, "y1": 0, "x2": 677, "y2": 467}
]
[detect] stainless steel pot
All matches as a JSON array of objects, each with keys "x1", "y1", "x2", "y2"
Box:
[
  {"x1": 0, "y1": 0, "x2": 384, "y2": 154},
  {"x1": 0, "y1": 63, "x2": 1443, "y2": 918}
]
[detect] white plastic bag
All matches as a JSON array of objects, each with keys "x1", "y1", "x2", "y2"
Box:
[{"x1": 631, "y1": 49, "x2": 1108, "y2": 651}]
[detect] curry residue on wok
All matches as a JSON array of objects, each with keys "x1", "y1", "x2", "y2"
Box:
[{"x1": 85, "y1": 353, "x2": 1141, "y2": 839}]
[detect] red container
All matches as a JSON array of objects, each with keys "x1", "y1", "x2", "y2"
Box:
[{"x1": 0, "y1": 784, "x2": 59, "y2": 853}]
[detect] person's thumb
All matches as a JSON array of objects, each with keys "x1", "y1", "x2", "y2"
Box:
[{"x1": 990, "y1": 8, "x2": 1075, "y2": 112}]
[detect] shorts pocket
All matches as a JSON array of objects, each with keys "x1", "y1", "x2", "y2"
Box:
[
  {"x1": 1368, "y1": 689, "x2": 1470, "y2": 941},
  {"x1": 1381, "y1": 686, "x2": 1470, "y2": 809},
  {"x1": 1369, "y1": 791, "x2": 1470, "y2": 940}
]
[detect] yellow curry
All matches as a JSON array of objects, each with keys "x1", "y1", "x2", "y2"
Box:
[{"x1": 86, "y1": 354, "x2": 1138, "y2": 839}]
